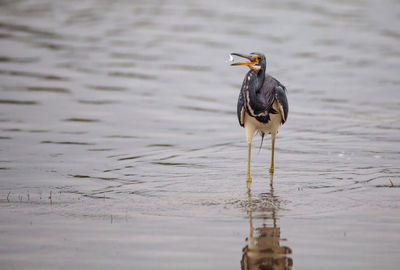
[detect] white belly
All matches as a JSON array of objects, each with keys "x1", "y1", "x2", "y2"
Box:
[{"x1": 244, "y1": 100, "x2": 283, "y2": 144}]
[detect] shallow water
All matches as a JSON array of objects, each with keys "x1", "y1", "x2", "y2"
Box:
[{"x1": 1, "y1": 0, "x2": 400, "y2": 269}]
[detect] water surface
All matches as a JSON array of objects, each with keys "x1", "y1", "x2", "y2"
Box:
[{"x1": 1, "y1": 0, "x2": 400, "y2": 269}]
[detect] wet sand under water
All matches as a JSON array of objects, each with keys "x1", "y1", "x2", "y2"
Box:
[{"x1": 1, "y1": 0, "x2": 400, "y2": 269}]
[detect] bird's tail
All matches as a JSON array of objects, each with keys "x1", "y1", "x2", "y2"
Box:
[{"x1": 258, "y1": 132, "x2": 265, "y2": 153}]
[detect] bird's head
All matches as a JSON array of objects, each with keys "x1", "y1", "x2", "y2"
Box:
[{"x1": 230, "y1": 52, "x2": 266, "y2": 73}]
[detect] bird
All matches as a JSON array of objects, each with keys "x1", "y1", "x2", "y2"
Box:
[{"x1": 230, "y1": 52, "x2": 288, "y2": 184}]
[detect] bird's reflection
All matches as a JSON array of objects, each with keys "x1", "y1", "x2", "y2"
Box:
[{"x1": 241, "y1": 175, "x2": 293, "y2": 270}]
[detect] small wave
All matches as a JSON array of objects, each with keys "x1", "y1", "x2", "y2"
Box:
[
  {"x1": 85, "y1": 84, "x2": 127, "y2": 92},
  {"x1": 27, "y1": 86, "x2": 70, "y2": 94},
  {"x1": 0, "y1": 56, "x2": 39, "y2": 63},
  {"x1": 0, "y1": 99, "x2": 38, "y2": 105},
  {"x1": 41, "y1": 141, "x2": 95, "y2": 145},
  {"x1": 77, "y1": 100, "x2": 117, "y2": 105},
  {"x1": 0, "y1": 22, "x2": 61, "y2": 39},
  {"x1": 0, "y1": 70, "x2": 68, "y2": 81},
  {"x1": 118, "y1": 156, "x2": 143, "y2": 161},
  {"x1": 63, "y1": 118, "x2": 100, "y2": 122},
  {"x1": 108, "y1": 71, "x2": 157, "y2": 80}
]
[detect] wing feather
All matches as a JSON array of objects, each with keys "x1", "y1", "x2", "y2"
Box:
[
  {"x1": 237, "y1": 91, "x2": 245, "y2": 127},
  {"x1": 274, "y1": 86, "x2": 289, "y2": 124}
]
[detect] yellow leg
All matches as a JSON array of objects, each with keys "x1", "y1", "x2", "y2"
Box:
[
  {"x1": 247, "y1": 143, "x2": 252, "y2": 187},
  {"x1": 269, "y1": 135, "x2": 275, "y2": 174},
  {"x1": 244, "y1": 115, "x2": 256, "y2": 188}
]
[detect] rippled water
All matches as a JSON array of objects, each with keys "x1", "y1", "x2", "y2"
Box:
[{"x1": 1, "y1": 0, "x2": 400, "y2": 269}]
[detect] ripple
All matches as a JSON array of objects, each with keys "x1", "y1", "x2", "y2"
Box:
[
  {"x1": 118, "y1": 155, "x2": 143, "y2": 161},
  {"x1": 0, "y1": 22, "x2": 61, "y2": 39},
  {"x1": 161, "y1": 64, "x2": 210, "y2": 72},
  {"x1": 159, "y1": 155, "x2": 178, "y2": 161},
  {"x1": 105, "y1": 135, "x2": 137, "y2": 139},
  {"x1": 59, "y1": 131, "x2": 87, "y2": 135},
  {"x1": 170, "y1": 24, "x2": 202, "y2": 33},
  {"x1": 0, "y1": 70, "x2": 68, "y2": 81},
  {"x1": 27, "y1": 86, "x2": 70, "y2": 94},
  {"x1": 152, "y1": 161, "x2": 204, "y2": 168},
  {"x1": 34, "y1": 41, "x2": 70, "y2": 51},
  {"x1": 148, "y1": 144, "x2": 174, "y2": 147},
  {"x1": 87, "y1": 148, "x2": 114, "y2": 151},
  {"x1": 0, "y1": 56, "x2": 39, "y2": 63},
  {"x1": 63, "y1": 118, "x2": 100, "y2": 123},
  {"x1": 152, "y1": 162, "x2": 189, "y2": 166},
  {"x1": 68, "y1": 174, "x2": 129, "y2": 183},
  {"x1": 0, "y1": 0, "x2": 399, "y2": 268},
  {"x1": 293, "y1": 51, "x2": 318, "y2": 58},
  {"x1": 1, "y1": 128, "x2": 21, "y2": 132},
  {"x1": 85, "y1": 84, "x2": 127, "y2": 92},
  {"x1": 0, "y1": 99, "x2": 38, "y2": 105},
  {"x1": 184, "y1": 95, "x2": 218, "y2": 103},
  {"x1": 109, "y1": 52, "x2": 161, "y2": 61},
  {"x1": 381, "y1": 29, "x2": 400, "y2": 40},
  {"x1": 108, "y1": 71, "x2": 157, "y2": 80},
  {"x1": 77, "y1": 100, "x2": 117, "y2": 105},
  {"x1": 41, "y1": 141, "x2": 95, "y2": 145},
  {"x1": 320, "y1": 98, "x2": 348, "y2": 103},
  {"x1": 178, "y1": 105, "x2": 233, "y2": 115}
]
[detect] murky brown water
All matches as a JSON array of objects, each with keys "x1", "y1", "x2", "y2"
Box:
[{"x1": 1, "y1": 0, "x2": 400, "y2": 269}]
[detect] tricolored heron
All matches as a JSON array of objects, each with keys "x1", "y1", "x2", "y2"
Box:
[{"x1": 230, "y1": 52, "x2": 288, "y2": 184}]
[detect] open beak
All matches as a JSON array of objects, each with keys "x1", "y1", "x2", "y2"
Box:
[{"x1": 230, "y1": 53, "x2": 256, "y2": 66}]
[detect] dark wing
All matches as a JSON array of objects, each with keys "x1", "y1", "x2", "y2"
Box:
[
  {"x1": 237, "y1": 89, "x2": 245, "y2": 127},
  {"x1": 237, "y1": 73, "x2": 288, "y2": 126},
  {"x1": 252, "y1": 75, "x2": 277, "y2": 123},
  {"x1": 274, "y1": 85, "x2": 289, "y2": 124}
]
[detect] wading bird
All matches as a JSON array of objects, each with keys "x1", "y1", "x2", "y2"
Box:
[{"x1": 230, "y1": 52, "x2": 288, "y2": 184}]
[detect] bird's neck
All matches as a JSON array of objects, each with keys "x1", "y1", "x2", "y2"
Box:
[
  {"x1": 256, "y1": 68, "x2": 265, "y2": 87},
  {"x1": 246, "y1": 69, "x2": 265, "y2": 107}
]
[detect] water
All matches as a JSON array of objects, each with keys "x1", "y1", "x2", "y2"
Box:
[{"x1": 1, "y1": 0, "x2": 400, "y2": 269}]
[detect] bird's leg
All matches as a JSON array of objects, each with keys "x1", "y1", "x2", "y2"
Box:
[
  {"x1": 247, "y1": 143, "x2": 252, "y2": 188},
  {"x1": 269, "y1": 134, "x2": 276, "y2": 174},
  {"x1": 244, "y1": 120, "x2": 255, "y2": 188}
]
